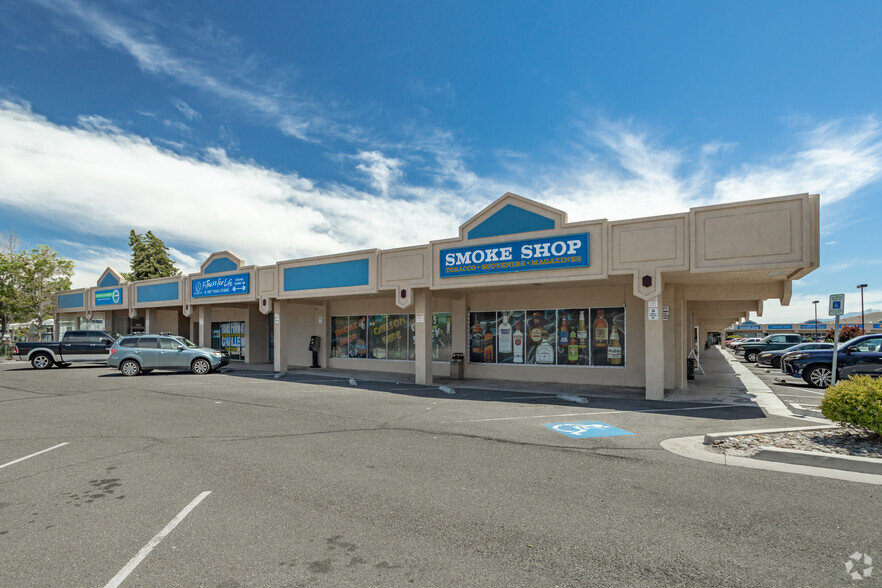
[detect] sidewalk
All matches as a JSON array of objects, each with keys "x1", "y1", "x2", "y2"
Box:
[{"x1": 226, "y1": 347, "x2": 759, "y2": 406}]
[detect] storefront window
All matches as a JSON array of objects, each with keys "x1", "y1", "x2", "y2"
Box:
[
  {"x1": 329, "y1": 312, "x2": 452, "y2": 361},
  {"x1": 469, "y1": 307, "x2": 625, "y2": 367}
]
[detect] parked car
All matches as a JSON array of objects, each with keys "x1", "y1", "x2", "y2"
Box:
[
  {"x1": 781, "y1": 334, "x2": 882, "y2": 388},
  {"x1": 107, "y1": 334, "x2": 229, "y2": 376},
  {"x1": 725, "y1": 338, "x2": 745, "y2": 348},
  {"x1": 729, "y1": 338, "x2": 761, "y2": 351},
  {"x1": 14, "y1": 330, "x2": 116, "y2": 369},
  {"x1": 739, "y1": 333, "x2": 805, "y2": 363},
  {"x1": 757, "y1": 341, "x2": 833, "y2": 368}
]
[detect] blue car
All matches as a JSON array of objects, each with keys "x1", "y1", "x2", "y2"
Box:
[
  {"x1": 781, "y1": 334, "x2": 882, "y2": 388},
  {"x1": 108, "y1": 334, "x2": 229, "y2": 376}
]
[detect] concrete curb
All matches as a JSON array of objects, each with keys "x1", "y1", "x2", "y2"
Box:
[
  {"x1": 703, "y1": 425, "x2": 839, "y2": 443},
  {"x1": 786, "y1": 402, "x2": 824, "y2": 418},
  {"x1": 660, "y1": 435, "x2": 882, "y2": 485},
  {"x1": 752, "y1": 447, "x2": 882, "y2": 475}
]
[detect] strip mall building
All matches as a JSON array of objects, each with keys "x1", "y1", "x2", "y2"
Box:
[{"x1": 54, "y1": 192, "x2": 820, "y2": 400}]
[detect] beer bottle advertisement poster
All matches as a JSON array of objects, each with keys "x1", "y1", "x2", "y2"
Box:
[
  {"x1": 495, "y1": 311, "x2": 525, "y2": 364},
  {"x1": 367, "y1": 315, "x2": 388, "y2": 359},
  {"x1": 591, "y1": 307, "x2": 625, "y2": 367},
  {"x1": 557, "y1": 308, "x2": 591, "y2": 366},
  {"x1": 525, "y1": 309, "x2": 557, "y2": 365}
]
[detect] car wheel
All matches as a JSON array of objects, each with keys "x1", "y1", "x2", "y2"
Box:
[
  {"x1": 771, "y1": 357, "x2": 781, "y2": 369},
  {"x1": 120, "y1": 359, "x2": 141, "y2": 377},
  {"x1": 744, "y1": 351, "x2": 758, "y2": 363},
  {"x1": 31, "y1": 353, "x2": 53, "y2": 370},
  {"x1": 191, "y1": 358, "x2": 211, "y2": 375},
  {"x1": 804, "y1": 365, "x2": 832, "y2": 388}
]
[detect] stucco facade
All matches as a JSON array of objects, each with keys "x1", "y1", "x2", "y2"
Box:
[{"x1": 54, "y1": 192, "x2": 820, "y2": 400}]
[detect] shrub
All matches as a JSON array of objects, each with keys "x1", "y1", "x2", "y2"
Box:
[{"x1": 819, "y1": 376, "x2": 882, "y2": 434}]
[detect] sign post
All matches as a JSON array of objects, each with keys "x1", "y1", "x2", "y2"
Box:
[{"x1": 829, "y1": 294, "x2": 845, "y2": 386}]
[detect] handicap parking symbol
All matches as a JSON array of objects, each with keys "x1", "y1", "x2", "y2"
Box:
[{"x1": 543, "y1": 420, "x2": 634, "y2": 439}]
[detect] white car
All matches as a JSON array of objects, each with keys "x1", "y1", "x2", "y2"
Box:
[{"x1": 730, "y1": 338, "x2": 762, "y2": 353}]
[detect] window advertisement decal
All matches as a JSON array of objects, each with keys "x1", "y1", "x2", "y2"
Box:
[
  {"x1": 469, "y1": 307, "x2": 625, "y2": 368},
  {"x1": 495, "y1": 311, "x2": 525, "y2": 364},
  {"x1": 470, "y1": 312, "x2": 497, "y2": 363},
  {"x1": 329, "y1": 313, "x2": 452, "y2": 361},
  {"x1": 367, "y1": 315, "x2": 388, "y2": 359},
  {"x1": 526, "y1": 310, "x2": 557, "y2": 365},
  {"x1": 432, "y1": 313, "x2": 453, "y2": 360},
  {"x1": 556, "y1": 309, "x2": 591, "y2": 365},
  {"x1": 331, "y1": 316, "x2": 351, "y2": 358},
  {"x1": 591, "y1": 307, "x2": 625, "y2": 367},
  {"x1": 386, "y1": 314, "x2": 409, "y2": 360}
]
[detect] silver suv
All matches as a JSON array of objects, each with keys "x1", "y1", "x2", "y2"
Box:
[{"x1": 107, "y1": 334, "x2": 229, "y2": 376}]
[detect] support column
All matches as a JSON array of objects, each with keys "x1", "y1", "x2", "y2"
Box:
[
  {"x1": 273, "y1": 301, "x2": 290, "y2": 373},
  {"x1": 145, "y1": 309, "x2": 158, "y2": 334},
  {"x1": 414, "y1": 289, "x2": 433, "y2": 385},
  {"x1": 644, "y1": 295, "x2": 665, "y2": 400},
  {"x1": 451, "y1": 295, "x2": 467, "y2": 358},
  {"x1": 198, "y1": 305, "x2": 211, "y2": 349}
]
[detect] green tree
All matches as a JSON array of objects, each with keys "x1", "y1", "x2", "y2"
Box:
[
  {"x1": 15, "y1": 245, "x2": 75, "y2": 331},
  {"x1": 124, "y1": 230, "x2": 180, "y2": 281},
  {"x1": 0, "y1": 231, "x2": 25, "y2": 338}
]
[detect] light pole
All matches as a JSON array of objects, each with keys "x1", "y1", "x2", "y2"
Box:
[
  {"x1": 812, "y1": 300, "x2": 819, "y2": 340},
  {"x1": 857, "y1": 284, "x2": 868, "y2": 334}
]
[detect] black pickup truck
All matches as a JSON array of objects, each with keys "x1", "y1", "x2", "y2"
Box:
[{"x1": 14, "y1": 330, "x2": 116, "y2": 369}]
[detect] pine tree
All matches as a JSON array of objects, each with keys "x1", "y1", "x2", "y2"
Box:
[{"x1": 124, "y1": 230, "x2": 180, "y2": 281}]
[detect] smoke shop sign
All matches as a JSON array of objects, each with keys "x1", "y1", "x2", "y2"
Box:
[
  {"x1": 440, "y1": 234, "x2": 589, "y2": 278},
  {"x1": 191, "y1": 273, "x2": 250, "y2": 298}
]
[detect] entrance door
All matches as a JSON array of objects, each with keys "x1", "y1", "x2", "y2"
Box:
[{"x1": 212, "y1": 321, "x2": 245, "y2": 360}]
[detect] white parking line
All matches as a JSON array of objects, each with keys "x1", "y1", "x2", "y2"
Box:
[
  {"x1": 0, "y1": 442, "x2": 69, "y2": 470},
  {"x1": 447, "y1": 404, "x2": 737, "y2": 423},
  {"x1": 104, "y1": 491, "x2": 211, "y2": 588}
]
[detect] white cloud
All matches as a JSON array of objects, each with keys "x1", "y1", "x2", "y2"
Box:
[
  {"x1": 354, "y1": 151, "x2": 402, "y2": 197},
  {"x1": 0, "y1": 101, "x2": 473, "y2": 286},
  {"x1": 713, "y1": 117, "x2": 882, "y2": 205},
  {"x1": 172, "y1": 99, "x2": 200, "y2": 121}
]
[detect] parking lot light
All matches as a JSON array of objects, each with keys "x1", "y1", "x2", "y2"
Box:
[{"x1": 857, "y1": 284, "x2": 868, "y2": 334}]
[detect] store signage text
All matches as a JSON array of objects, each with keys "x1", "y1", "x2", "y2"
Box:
[
  {"x1": 440, "y1": 234, "x2": 589, "y2": 278},
  {"x1": 95, "y1": 288, "x2": 122, "y2": 306},
  {"x1": 191, "y1": 273, "x2": 250, "y2": 298}
]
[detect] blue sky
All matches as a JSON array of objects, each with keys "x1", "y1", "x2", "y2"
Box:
[{"x1": 1, "y1": 0, "x2": 880, "y2": 323}]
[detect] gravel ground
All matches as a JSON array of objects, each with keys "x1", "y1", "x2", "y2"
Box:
[{"x1": 709, "y1": 426, "x2": 882, "y2": 458}]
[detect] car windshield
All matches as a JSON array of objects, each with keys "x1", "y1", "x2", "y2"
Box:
[{"x1": 172, "y1": 336, "x2": 199, "y2": 348}]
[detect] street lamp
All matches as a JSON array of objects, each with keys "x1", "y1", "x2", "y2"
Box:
[
  {"x1": 857, "y1": 284, "x2": 868, "y2": 334},
  {"x1": 812, "y1": 300, "x2": 819, "y2": 340}
]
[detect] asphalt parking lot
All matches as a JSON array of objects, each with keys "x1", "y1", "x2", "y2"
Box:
[
  {"x1": 1, "y1": 361, "x2": 879, "y2": 587},
  {"x1": 726, "y1": 349, "x2": 831, "y2": 408}
]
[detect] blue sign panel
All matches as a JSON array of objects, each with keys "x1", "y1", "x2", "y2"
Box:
[
  {"x1": 737, "y1": 324, "x2": 761, "y2": 330},
  {"x1": 95, "y1": 287, "x2": 122, "y2": 306},
  {"x1": 440, "y1": 233, "x2": 589, "y2": 278},
  {"x1": 768, "y1": 324, "x2": 793, "y2": 330},
  {"x1": 191, "y1": 273, "x2": 250, "y2": 298},
  {"x1": 874, "y1": 323, "x2": 882, "y2": 329},
  {"x1": 543, "y1": 420, "x2": 634, "y2": 439}
]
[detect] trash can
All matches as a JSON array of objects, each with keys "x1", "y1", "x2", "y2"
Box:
[
  {"x1": 686, "y1": 357, "x2": 696, "y2": 380},
  {"x1": 450, "y1": 353, "x2": 464, "y2": 380}
]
